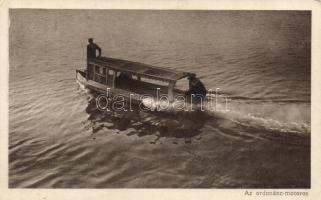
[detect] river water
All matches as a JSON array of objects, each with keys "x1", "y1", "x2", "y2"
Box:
[{"x1": 9, "y1": 10, "x2": 310, "y2": 188}]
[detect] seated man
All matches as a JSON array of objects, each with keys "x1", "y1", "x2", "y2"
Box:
[
  {"x1": 115, "y1": 72, "x2": 133, "y2": 86},
  {"x1": 185, "y1": 75, "x2": 207, "y2": 102}
]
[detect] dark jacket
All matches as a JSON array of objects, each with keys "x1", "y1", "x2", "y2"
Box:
[
  {"x1": 87, "y1": 43, "x2": 101, "y2": 60},
  {"x1": 186, "y1": 79, "x2": 207, "y2": 97}
]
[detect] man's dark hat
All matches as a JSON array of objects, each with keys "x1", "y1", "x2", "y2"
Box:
[
  {"x1": 88, "y1": 38, "x2": 93, "y2": 42},
  {"x1": 188, "y1": 75, "x2": 196, "y2": 80}
]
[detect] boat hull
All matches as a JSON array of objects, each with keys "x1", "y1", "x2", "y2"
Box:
[{"x1": 76, "y1": 69, "x2": 206, "y2": 112}]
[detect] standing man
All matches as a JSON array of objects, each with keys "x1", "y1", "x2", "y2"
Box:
[
  {"x1": 87, "y1": 38, "x2": 102, "y2": 80},
  {"x1": 87, "y1": 38, "x2": 102, "y2": 60}
]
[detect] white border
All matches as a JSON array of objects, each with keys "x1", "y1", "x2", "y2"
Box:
[{"x1": 1, "y1": 0, "x2": 320, "y2": 199}]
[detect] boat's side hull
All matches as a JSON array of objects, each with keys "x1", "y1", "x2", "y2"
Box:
[
  {"x1": 76, "y1": 69, "x2": 204, "y2": 112},
  {"x1": 76, "y1": 69, "x2": 87, "y2": 85}
]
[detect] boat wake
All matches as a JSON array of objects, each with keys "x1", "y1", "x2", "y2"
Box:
[
  {"x1": 208, "y1": 109, "x2": 310, "y2": 136},
  {"x1": 141, "y1": 94, "x2": 310, "y2": 136},
  {"x1": 139, "y1": 101, "x2": 310, "y2": 145},
  {"x1": 202, "y1": 100, "x2": 310, "y2": 137},
  {"x1": 78, "y1": 82, "x2": 310, "y2": 142}
]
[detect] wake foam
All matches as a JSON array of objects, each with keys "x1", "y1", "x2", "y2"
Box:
[
  {"x1": 203, "y1": 102, "x2": 310, "y2": 136},
  {"x1": 142, "y1": 97, "x2": 310, "y2": 135}
]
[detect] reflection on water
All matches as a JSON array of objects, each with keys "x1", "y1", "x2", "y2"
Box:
[{"x1": 86, "y1": 91, "x2": 208, "y2": 143}]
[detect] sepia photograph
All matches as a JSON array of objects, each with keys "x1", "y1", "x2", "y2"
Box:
[{"x1": 7, "y1": 9, "x2": 312, "y2": 189}]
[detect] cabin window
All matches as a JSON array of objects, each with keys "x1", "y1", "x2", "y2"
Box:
[
  {"x1": 175, "y1": 78, "x2": 189, "y2": 91},
  {"x1": 140, "y1": 77, "x2": 168, "y2": 87},
  {"x1": 108, "y1": 70, "x2": 114, "y2": 76},
  {"x1": 95, "y1": 66, "x2": 104, "y2": 75},
  {"x1": 132, "y1": 75, "x2": 139, "y2": 80}
]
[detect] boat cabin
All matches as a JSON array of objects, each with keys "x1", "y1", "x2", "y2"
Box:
[{"x1": 83, "y1": 57, "x2": 196, "y2": 102}]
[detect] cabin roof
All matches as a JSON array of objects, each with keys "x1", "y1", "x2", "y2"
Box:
[{"x1": 89, "y1": 57, "x2": 195, "y2": 82}]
